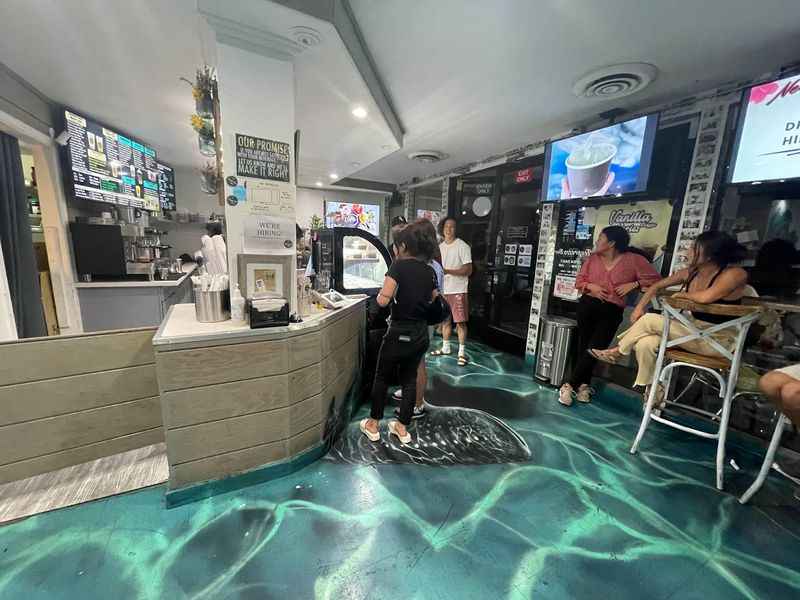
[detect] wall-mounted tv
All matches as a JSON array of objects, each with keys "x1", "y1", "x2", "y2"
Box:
[
  {"x1": 60, "y1": 108, "x2": 160, "y2": 211},
  {"x1": 324, "y1": 201, "x2": 380, "y2": 236},
  {"x1": 729, "y1": 73, "x2": 800, "y2": 184},
  {"x1": 543, "y1": 114, "x2": 659, "y2": 201}
]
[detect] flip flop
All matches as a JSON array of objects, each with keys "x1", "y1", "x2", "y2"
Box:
[
  {"x1": 359, "y1": 419, "x2": 380, "y2": 442},
  {"x1": 457, "y1": 355, "x2": 469, "y2": 366},
  {"x1": 430, "y1": 349, "x2": 451, "y2": 356},
  {"x1": 589, "y1": 348, "x2": 620, "y2": 365}
]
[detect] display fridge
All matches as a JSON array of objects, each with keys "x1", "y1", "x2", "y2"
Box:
[{"x1": 311, "y1": 227, "x2": 392, "y2": 296}]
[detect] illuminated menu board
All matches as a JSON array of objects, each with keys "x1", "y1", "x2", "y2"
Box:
[
  {"x1": 157, "y1": 162, "x2": 176, "y2": 211},
  {"x1": 63, "y1": 109, "x2": 160, "y2": 211}
]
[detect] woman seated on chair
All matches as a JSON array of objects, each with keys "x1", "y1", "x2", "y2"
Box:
[
  {"x1": 591, "y1": 231, "x2": 748, "y2": 404},
  {"x1": 759, "y1": 367, "x2": 800, "y2": 427}
]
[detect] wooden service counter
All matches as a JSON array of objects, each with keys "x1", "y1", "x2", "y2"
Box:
[{"x1": 152, "y1": 298, "x2": 366, "y2": 497}]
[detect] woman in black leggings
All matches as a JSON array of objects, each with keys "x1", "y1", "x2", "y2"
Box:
[{"x1": 361, "y1": 221, "x2": 438, "y2": 444}]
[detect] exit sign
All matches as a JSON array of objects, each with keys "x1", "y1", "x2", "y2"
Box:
[{"x1": 515, "y1": 167, "x2": 534, "y2": 184}]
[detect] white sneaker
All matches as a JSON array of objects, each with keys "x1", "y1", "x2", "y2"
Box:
[
  {"x1": 559, "y1": 383, "x2": 574, "y2": 406},
  {"x1": 392, "y1": 388, "x2": 403, "y2": 400},
  {"x1": 576, "y1": 385, "x2": 594, "y2": 403}
]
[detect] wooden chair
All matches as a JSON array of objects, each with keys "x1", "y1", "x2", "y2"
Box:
[
  {"x1": 629, "y1": 296, "x2": 763, "y2": 490},
  {"x1": 739, "y1": 413, "x2": 792, "y2": 504}
]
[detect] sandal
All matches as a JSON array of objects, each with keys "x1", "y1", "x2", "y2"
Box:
[
  {"x1": 359, "y1": 418, "x2": 380, "y2": 442},
  {"x1": 457, "y1": 355, "x2": 469, "y2": 366},
  {"x1": 387, "y1": 420, "x2": 411, "y2": 444},
  {"x1": 430, "y1": 349, "x2": 451, "y2": 356},
  {"x1": 589, "y1": 348, "x2": 621, "y2": 365}
]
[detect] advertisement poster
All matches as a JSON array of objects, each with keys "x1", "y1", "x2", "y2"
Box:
[
  {"x1": 551, "y1": 207, "x2": 594, "y2": 301},
  {"x1": 235, "y1": 133, "x2": 290, "y2": 182},
  {"x1": 591, "y1": 199, "x2": 673, "y2": 263},
  {"x1": 731, "y1": 74, "x2": 800, "y2": 183},
  {"x1": 416, "y1": 209, "x2": 441, "y2": 227},
  {"x1": 545, "y1": 115, "x2": 657, "y2": 200},
  {"x1": 325, "y1": 202, "x2": 380, "y2": 236}
]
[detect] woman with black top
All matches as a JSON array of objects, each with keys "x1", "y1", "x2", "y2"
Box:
[
  {"x1": 361, "y1": 221, "x2": 438, "y2": 444},
  {"x1": 591, "y1": 231, "x2": 748, "y2": 404}
]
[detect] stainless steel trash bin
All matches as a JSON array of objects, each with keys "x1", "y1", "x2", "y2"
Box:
[{"x1": 534, "y1": 316, "x2": 577, "y2": 386}]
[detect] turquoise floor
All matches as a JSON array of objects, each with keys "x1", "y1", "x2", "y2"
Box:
[{"x1": 1, "y1": 342, "x2": 799, "y2": 599}]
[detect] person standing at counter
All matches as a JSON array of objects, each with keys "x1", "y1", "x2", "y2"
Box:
[
  {"x1": 560, "y1": 226, "x2": 661, "y2": 406},
  {"x1": 432, "y1": 217, "x2": 472, "y2": 366},
  {"x1": 361, "y1": 222, "x2": 438, "y2": 444}
]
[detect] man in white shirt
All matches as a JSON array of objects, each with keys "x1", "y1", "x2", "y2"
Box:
[{"x1": 431, "y1": 217, "x2": 472, "y2": 365}]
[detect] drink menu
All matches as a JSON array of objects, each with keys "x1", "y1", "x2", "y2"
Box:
[
  {"x1": 157, "y1": 162, "x2": 176, "y2": 211},
  {"x1": 551, "y1": 206, "x2": 594, "y2": 301},
  {"x1": 64, "y1": 109, "x2": 160, "y2": 211}
]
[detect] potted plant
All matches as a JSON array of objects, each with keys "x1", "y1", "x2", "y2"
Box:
[
  {"x1": 199, "y1": 162, "x2": 218, "y2": 195},
  {"x1": 191, "y1": 114, "x2": 216, "y2": 156},
  {"x1": 309, "y1": 214, "x2": 324, "y2": 241},
  {"x1": 182, "y1": 66, "x2": 216, "y2": 118}
]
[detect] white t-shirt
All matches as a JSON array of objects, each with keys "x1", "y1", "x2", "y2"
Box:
[{"x1": 440, "y1": 238, "x2": 472, "y2": 295}]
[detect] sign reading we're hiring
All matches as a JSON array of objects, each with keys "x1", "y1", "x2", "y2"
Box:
[{"x1": 235, "y1": 134, "x2": 290, "y2": 182}]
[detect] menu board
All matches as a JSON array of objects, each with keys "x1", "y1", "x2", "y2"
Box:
[
  {"x1": 551, "y1": 206, "x2": 594, "y2": 301},
  {"x1": 63, "y1": 109, "x2": 160, "y2": 211},
  {"x1": 157, "y1": 162, "x2": 176, "y2": 211}
]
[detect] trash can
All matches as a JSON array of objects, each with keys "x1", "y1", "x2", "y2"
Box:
[{"x1": 534, "y1": 316, "x2": 577, "y2": 386}]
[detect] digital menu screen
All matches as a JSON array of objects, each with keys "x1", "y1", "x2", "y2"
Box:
[
  {"x1": 157, "y1": 162, "x2": 176, "y2": 211},
  {"x1": 543, "y1": 114, "x2": 659, "y2": 201},
  {"x1": 729, "y1": 73, "x2": 800, "y2": 184},
  {"x1": 63, "y1": 109, "x2": 160, "y2": 211}
]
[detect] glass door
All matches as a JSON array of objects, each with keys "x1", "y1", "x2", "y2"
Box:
[{"x1": 332, "y1": 227, "x2": 392, "y2": 296}]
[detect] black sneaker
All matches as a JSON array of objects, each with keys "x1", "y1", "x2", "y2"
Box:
[{"x1": 394, "y1": 403, "x2": 427, "y2": 420}]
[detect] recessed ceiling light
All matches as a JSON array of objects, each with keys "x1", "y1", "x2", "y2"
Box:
[
  {"x1": 315, "y1": 181, "x2": 323, "y2": 187},
  {"x1": 329, "y1": 173, "x2": 338, "y2": 179},
  {"x1": 352, "y1": 106, "x2": 367, "y2": 119},
  {"x1": 351, "y1": 162, "x2": 361, "y2": 168}
]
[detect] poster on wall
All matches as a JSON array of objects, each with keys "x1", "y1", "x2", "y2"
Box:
[
  {"x1": 235, "y1": 133, "x2": 291, "y2": 182},
  {"x1": 525, "y1": 202, "x2": 556, "y2": 356},
  {"x1": 590, "y1": 199, "x2": 673, "y2": 265},
  {"x1": 416, "y1": 209, "x2": 441, "y2": 227},
  {"x1": 225, "y1": 174, "x2": 295, "y2": 252},
  {"x1": 325, "y1": 201, "x2": 380, "y2": 236},
  {"x1": 551, "y1": 206, "x2": 594, "y2": 300},
  {"x1": 730, "y1": 74, "x2": 800, "y2": 184}
]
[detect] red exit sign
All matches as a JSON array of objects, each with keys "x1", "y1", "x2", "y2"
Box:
[{"x1": 515, "y1": 167, "x2": 533, "y2": 184}]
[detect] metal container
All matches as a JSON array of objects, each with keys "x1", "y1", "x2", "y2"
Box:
[
  {"x1": 194, "y1": 288, "x2": 230, "y2": 323},
  {"x1": 534, "y1": 316, "x2": 577, "y2": 386}
]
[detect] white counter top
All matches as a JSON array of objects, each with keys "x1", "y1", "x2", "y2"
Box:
[
  {"x1": 74, "y1": 267, "x2": 196, "y2": 289},
  {"x1": 152, "y1": 296, "x2": 368, "y2": 349}
]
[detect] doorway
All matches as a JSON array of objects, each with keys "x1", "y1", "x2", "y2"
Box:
[{"x1": 452, "y1": 156, "x2": 544, "y2": 354}]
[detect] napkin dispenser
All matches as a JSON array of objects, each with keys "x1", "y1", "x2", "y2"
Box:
[{"x1": 248, "y1": 296, "x2": 290, "y2": 328}]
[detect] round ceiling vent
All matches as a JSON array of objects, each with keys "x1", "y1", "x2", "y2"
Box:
[
  {"x1": 408, "y1": 150, "x2": 447, "y2": 164},
  {"x1": 290, "y1": 26, "x2": 322, "y2": 48},
  {"x1": 572, "y1": 63, "x2": 658, "y2": 100}
]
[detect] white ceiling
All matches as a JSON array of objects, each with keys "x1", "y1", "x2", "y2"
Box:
[
  {"x1": 348, "y1": 0, "x2": 800, "y2": 184},
  {"x1": 0, "y1": 0, "x2": 398, "y2": 187}
]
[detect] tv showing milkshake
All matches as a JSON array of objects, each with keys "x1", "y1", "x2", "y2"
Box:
[{"x1": 543, "y1": 114, "x2": 659, "y2": 201}]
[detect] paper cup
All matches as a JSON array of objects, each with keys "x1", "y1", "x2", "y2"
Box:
[{"x1": 566, "y1": 143, "x2": 617, "y2": 197}]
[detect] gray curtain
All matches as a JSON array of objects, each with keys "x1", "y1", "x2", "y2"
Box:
[{"x1": 0, "y1": 132, "x2": 46, "y2": 338}]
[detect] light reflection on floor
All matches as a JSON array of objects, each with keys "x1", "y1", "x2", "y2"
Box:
[{"x1": 1, "y1": 341, "x2": 799, "y2": 599}]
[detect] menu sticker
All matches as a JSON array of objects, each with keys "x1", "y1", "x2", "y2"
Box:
[{"x1": 235, "y1": 134, "x2": 290, "y2": 182}]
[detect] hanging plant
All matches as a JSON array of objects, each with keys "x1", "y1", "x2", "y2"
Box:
[
  {"x1": 309, "y1": 214, "x2": 324, "y2": 231},
  {"x1": 191, "y1": 114, "x2": 216, "y2": 156},
  {"x1": 181, "y1": 66, "x2": 216, "y2": 118},
  {"x1": 199, "y1": 162, "x2": 219, "y2": 195}
]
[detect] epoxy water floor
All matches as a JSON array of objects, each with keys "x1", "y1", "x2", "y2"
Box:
[{"x1": 1, "y1": 343, "x2": 799, "y2": 599}]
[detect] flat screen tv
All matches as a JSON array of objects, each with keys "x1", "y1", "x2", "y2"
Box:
[
  {"x1": 324, "y1": 201, "x2": 380, "y2": 236},
  {"x1": 543, "y1": 113, "x2": 659, "y2": 201},
  {"x1": 729, "y1": 73, "x2": 800, "y2": 184},
  {"x1": 60, "y1": 108, "x2": 160, "y2": 211}
]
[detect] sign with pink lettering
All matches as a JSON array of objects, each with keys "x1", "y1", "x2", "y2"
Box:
[{"x1": 730, "y1": 74, "x2": 800, "y2": 184}]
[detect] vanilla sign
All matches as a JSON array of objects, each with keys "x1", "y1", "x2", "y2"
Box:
[{"x1": 235, "y1": 134, "x2": 290, "y2": 182}]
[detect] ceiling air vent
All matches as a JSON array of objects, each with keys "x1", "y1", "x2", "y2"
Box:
[
  {"x1": 408, "y1": 150, "x2": 446, "y2": 164},
  {"x1": 572, "y1": 63, "x2": 658, "y2": 100},
  {"x1": 289, "y1": 26, "x2": 322, "y2": 48}
]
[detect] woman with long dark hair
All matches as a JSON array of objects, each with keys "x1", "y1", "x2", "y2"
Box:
[
  {"x1": 591, "y1": 231, "x2": 748, "y2": 404},
  {"x1": 560, "y1": 225, "x2": 661, "y2": 406},
  {"x1": 361, "y1": 221, "x2": 438, "y2": 443}
]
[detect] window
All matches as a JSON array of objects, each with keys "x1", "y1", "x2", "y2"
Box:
[{"x1": 342, "y1": 236, "x2": 387, "y2": 290}]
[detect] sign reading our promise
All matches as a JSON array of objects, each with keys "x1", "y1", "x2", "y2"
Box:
[{"x1": 235, "y1": 134, "x2": 290, "y2": 182}]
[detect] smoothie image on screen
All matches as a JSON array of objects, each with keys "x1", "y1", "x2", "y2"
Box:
[{"x1": 566, "y1": 140, "x2": 617, "y2": 197}]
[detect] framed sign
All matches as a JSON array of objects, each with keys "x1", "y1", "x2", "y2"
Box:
[
  {"x1": 237, "y1": 253, "x2": 294, "y2": 300},
  {"x1": 235, "y1": 134, "x2": 290, "y2": 182}
]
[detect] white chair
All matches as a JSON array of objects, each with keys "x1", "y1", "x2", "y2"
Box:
[
  {"x1": 630, "y1": 296, "x2": 763, "y2": 490},
  {"x1": 739, "y1": 413, "x2": 791, "y2": 503}
]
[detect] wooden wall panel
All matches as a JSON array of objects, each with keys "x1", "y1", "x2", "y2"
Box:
[{"x1": 288, "y1": 332, "x2": 321, "y2": 371}]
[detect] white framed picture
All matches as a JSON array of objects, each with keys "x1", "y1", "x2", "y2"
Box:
[{"x1": 237, "y1": 253, "x2": 294, "y2": 300}]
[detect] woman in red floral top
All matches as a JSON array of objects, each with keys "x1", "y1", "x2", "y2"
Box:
[{"x1": 559, "y1": 226, "x2": 661, "y2": 406}]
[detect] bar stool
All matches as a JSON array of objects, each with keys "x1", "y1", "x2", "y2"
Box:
[
  {"x1": 629, "y1": 296, "x2": 763, "y2": 490},
  {"x1": 739, "y1": 413, "x2": 791, "y2": 503}
]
